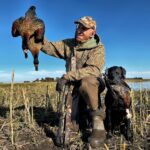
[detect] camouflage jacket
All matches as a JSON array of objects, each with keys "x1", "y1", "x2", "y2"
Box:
[{"x1": 41, "y1": 34, "x2": 105, "y2": 81}]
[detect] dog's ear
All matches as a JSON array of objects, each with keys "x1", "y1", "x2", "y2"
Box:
[{"x1": 120, "y1": 67, "x2": 126, "y2": 79}]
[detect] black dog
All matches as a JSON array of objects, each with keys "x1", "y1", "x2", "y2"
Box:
[{"x1": 104, "y1": 66, "x2": 133, "y2": 141}]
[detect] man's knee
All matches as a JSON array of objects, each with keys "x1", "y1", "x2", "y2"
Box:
[
  {"x1": 79, "y1": 77, "x2": 89, "y2": 92},
  {"x1": 79, "y1": 77, "x2": 99, "y2": 93}
]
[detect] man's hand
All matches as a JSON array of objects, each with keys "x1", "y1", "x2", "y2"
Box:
[{"x1": 56, "y1": 75, "x2": 68, "y2": 92}]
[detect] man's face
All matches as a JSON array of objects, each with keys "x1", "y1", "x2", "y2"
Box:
[{"x1": 75, "y1": 24, "x2": 96, "y2": 43}]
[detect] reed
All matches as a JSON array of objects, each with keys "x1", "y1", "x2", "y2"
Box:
[
  {"x1": 131, "y1": 88, "x2": 136, "y2": 138},
  {"x1": 22, "y1": 88, "x2": 31, "y2": 126},
  {"x1": 122, "y1": 142, "x2": 126, "y2": 150},
  {"x1": 104, "y1": 143, "x2": 109, "y2": 150},
  {"x1": 139, "y1": 82, "x2": 144, "y2": 136},
  {"x1": 45, "y1": 85, "x2": 51, "y2": 112},
  {"x1": 119, "y1": 135, "x2": 123, "y2": 150},
  {"x1": 31, "y1": 98, "x2": 34, "y2": 126},
  {"x1": 9, "y1": 69, "x2": 14, "y2": 144}
]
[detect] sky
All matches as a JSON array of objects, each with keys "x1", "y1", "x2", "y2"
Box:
[{"x1": 0, "y1": 0, "x2": 150, "y2": 82}]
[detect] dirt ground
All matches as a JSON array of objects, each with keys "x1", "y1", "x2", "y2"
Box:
[
  {"x1": 0, "y1": 83, "x2": 149, "y2": 150},
  {"x1": 0, "y1": 106, "x2": 149, "y2": 150}
]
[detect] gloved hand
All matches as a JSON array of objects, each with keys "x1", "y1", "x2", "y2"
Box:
[{"x1": 56, "y1": 76, "x2": 68, "y2": 92}]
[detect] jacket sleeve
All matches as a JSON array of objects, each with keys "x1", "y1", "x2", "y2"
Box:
[
  {"x1": 65, "y1": 44, "x2": 105, "y2": 81},
  {"x1": 41, "y1": 38, "x2": 68, "y2": 59}
]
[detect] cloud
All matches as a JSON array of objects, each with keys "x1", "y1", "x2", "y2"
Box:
[
  {"x1": 0, "y1": 71, "x2": 12, "y2": 82},
  {"x1": 127, "y1": 71, "x2": 150, "y2": 78},
  {"x1": 1, "y1": 69, "x2": 150, "y2": 83},
  {"x1": 0, "y1": 69, "x2": 65, "y2": 83},
  {"x1": 27, "y1": 70, "x2": 65, "y2": 76}
]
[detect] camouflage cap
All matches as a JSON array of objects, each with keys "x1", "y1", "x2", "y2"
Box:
[{"x1": 74, "y1": 16, "x2": 96, "y2": 29}]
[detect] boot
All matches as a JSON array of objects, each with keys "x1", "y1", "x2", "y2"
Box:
[{"x1": 88, "y1": 109, "x2": 106, "y2": 148}]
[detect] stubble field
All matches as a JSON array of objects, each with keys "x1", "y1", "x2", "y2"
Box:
[{"x1": 0, "y1": 82, "x2": 149, "y2": 150}]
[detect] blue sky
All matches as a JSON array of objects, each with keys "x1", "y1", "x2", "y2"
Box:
[{"x1": 0, "y1": 0, "x2": 150, "y2": 82}]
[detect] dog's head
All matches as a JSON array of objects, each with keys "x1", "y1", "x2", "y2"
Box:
[{"x1": 105, "y1": 66, "x2": 126, "y2": 81}]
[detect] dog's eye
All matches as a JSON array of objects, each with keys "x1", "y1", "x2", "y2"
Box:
[{"x1": 116, "y1": 70, "x2": 121, "y2": 75}]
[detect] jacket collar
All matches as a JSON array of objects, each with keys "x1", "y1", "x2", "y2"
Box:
[{"x1": 75, "y1": 34, "x2": 100, "y2": 50}]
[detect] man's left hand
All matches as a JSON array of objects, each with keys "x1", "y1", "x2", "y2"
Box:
[{"x1": 56, "y1": 75, "x2": 68, "y2": 92}]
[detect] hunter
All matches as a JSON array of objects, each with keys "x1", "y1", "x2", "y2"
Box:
[{"x1": 41, "y1": 16, "x2": 106, "y2": 148}]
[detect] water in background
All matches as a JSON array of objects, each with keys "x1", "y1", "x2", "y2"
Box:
[{"x1": 127, "y1": 81, "x2": 150, "y2": 90}]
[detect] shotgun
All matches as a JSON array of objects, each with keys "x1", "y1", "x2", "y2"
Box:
[{"x1": 56, "y1": 84, "x2": 73, "y2": 147}]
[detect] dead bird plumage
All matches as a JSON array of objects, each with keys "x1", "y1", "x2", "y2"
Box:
[{"x1": 11, "y1": 6, "x2": 45, "y2": 71}]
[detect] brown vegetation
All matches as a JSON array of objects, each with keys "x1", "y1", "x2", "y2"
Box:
[{"x1": 0, "y1": 82, "x2": 149, "y2": 150}]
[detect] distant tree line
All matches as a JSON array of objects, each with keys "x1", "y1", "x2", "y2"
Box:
[
  {"x1": 126, "y1": 77, "x2": 143, "y2": 80},
  {"x1": 23, "y1": 77, "x2": 147, "y2": 83},
  {"x1": 24, "y1": 77, "x2": 60, "y2": 83}
]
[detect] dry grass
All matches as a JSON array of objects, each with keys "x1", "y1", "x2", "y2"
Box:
[{"x1": 0, "y1": 81, "x2": 149, "y2": 150}]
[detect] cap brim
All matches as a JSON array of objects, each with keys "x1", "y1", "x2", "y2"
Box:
[{"x1": 74, "y1": 20, "x2": 90, "y2": 28}]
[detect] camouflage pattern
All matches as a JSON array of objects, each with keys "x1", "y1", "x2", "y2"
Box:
[
  {"x1": 56, "y1": 85, "x2": 77, "y2": 146},
  {"x1": 43, "y1": 22, "x2": 105, "y2": 147},
  {"x1": 74, "y1": 16, "x2": 96, "y2": 29},
  {"x1": 41, "y1": 34, "x2": 105, "y2": 81}
]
